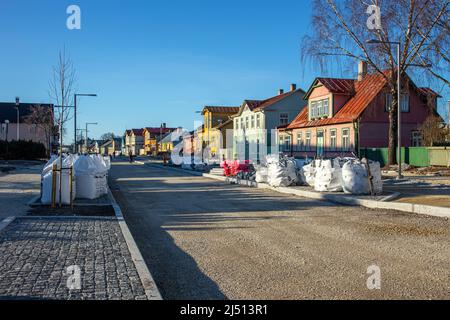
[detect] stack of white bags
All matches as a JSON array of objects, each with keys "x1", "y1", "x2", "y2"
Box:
[
  {"x1": 265, "y1": 155, "x2": 300, "y2": 187},
  {"x1": 301, "y1": 157, "x2": 383, "y2": 195},
  {"x1": 41, "y1": 155, "x2": 110, "y2": 204},
  {"x1": 254, "y1": 154, "x2": 383, "y2": 195}
]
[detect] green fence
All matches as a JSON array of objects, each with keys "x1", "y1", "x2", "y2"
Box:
[{"x1": 361, "y1": 147, "x2": 433, "y2": 167}]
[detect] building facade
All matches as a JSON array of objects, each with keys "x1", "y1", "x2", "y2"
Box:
[
  {"x1": 231, "y1": 84, "x2": 306, "y2": 162},
  {"x1": 280, "y1": 63, "x2": 440, "y2": 158}
]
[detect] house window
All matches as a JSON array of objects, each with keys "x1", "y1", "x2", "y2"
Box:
[
  {"x1": 401, "y1": 94, "x2": 410, "y2": 112},
  {"x1": 310, "y1": 101, "x2": 317, "y2": 119},
  {"x1": 284, "y1": 135, "x2": 291, "y2": 152},
  {"x1": 310, "y1": 98, "x2": 330, "y2": 119},
  {"x1": 240, "y1": 118, "x2": 244, "y2": 130},
  {"x1": 342, "y1": 128, "x2": 350, "y2": 151},
  {"x1": 235, "y1": 119, "x2": 239, "y2": 130},
  {"x1": 251, "y1": 115, "x2": 255, "y2": 129},
  {"x1": 245, "y1": 117, "x2": 249, "y2": 129},
  {"x1": 280, "y1": 113, "x2": 289, "y2": 125},
  {"x1": 256, "y1": 114, "x2": 261, "y2": 128},
  {"x1": 305, "y1": 131, "x2": 311, "y2": 150},
  {"x1": 323, "y1": 99, "x2": 329, "y2": 117},
  {"x1": 411, "y1": 131, "x2": 422, "y2": 147},
  {"x1": 330, "y1": 129, "x2": 337, "y2": 150},
  {"x1": 386, "y1": 93, "x2": 410, "y2": 112},
  {"x1": 296, "y1": 132, "x2": 303, "y2": 151}
]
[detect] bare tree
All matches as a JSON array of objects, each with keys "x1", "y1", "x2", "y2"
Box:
[
  {"x1": 49, "y1": 48, "x2": 77, "y2": 155},
  {"x1": 24, "y1": 105, "x2": 57, "y2": 156},
  {"x1": 301, "y1": 0, "x2": 449, "y2": 165},
  {"x1": 100, "y1": 132, "x2": 116, "y2": 140},
  {"x1": 419, "y1": 114, "x2": 447, "y2": 146},
  {"x1": 48, "y1": 48, "x2": 77, "y2": 206}
]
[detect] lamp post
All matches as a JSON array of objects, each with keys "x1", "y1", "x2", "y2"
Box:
[
  {"x1": 74, "y1": 93, "x2": 97, "y2": 153},
  {"x1": 85, "y1": 122, "x2": 98, "y2": 154},
  {"x1": 4, "y1": 120, "x2": 9, "y2": 158},
  {"x1": 15, "y1": 97, "x2": 20, "y2": 141}
]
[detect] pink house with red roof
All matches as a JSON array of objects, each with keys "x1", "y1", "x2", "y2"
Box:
[{"x1": 280, "y1": 62, "x2": 440, "y2": 158}]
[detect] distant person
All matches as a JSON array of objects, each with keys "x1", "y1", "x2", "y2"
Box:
[{"x1": 129, "y1": 151, "x2": 134, "y2": 163}]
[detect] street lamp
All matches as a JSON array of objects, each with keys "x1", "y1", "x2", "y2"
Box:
[
  {"x1": 15, "y1": 97, "x2": 20, "y2": 141},
  {"x1": 85, "y1": 122, "x2": 98, "y2": 154},
  {"x1": 74, "y1": 93, "x2": 97, "y2": 153}
]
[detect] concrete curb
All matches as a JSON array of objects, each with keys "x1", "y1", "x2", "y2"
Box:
[
  {"x1": 144, "y1": 163, "x2": 450, "y2": 219},
  {"x1": 107, "y1": 187, "x2": 162, "y2": 300},
  {"x1": 0, "y1": 216, "x2": 16, "y2": 234}
]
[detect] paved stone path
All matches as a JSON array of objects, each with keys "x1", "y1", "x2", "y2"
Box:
[{"x1": 0, "y1": 217, "x2": 147, "y2": 300}]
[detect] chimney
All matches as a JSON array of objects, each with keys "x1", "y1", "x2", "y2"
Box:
[
  {"x1": 278, "y1": 89, "x2": 284, "y2": 95},
  {"x1": 358, "y1": 60, "x2": 368, "y2": 81},
  {"x1": 290, "y1": 83, "x2": 297, "y2": 92}
]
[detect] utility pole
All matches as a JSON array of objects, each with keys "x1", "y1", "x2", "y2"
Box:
[
  {"x1": 74, "y1": 93, "x2": 97, "y2": 153},
  {"x1": 85, "y1": 122, "x2": 98, "y2": 154},
  {"x1": 15, "y1": 97, "x2": 20, "y2": 141}
]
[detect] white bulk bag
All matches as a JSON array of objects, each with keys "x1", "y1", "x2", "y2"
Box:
[
  {"x1": 267, "y1": 155, "x2": 298, "y2": 187},
  {"x1": 255, "y1": 166, "x2": 268, "y2": 183},
  {"x1": 368, "y1": 160, "x2": 383, "y2": 195},
  {"x1": 342, "y1": 160, "x2": 370, "y2": 194},
  {"x1": 41, "y1": 167, "x2": 76, "y2": 205},
  {"x1": 302, "y1": 163, "x2": 316, "y2": 187},
  {"x1": 74, "y1": 155, "x2": 108, "y2": 200},
  {"x1": 314, "y1": 159, "x2": 343, "y2": 192}
]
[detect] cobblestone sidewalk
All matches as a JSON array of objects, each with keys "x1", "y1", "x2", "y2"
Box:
[{"x1": 0, "y1": 217, "x2": 147, "y2": 300}]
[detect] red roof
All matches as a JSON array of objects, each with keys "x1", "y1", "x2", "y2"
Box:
[
  {"x1": 144, "y1": 127, "x2": 176, "y2": 135},
  {"x1": 202, "y1": 106, "x2": 240, "y2": 115},
  {"x1": 131, "y1": 129, "x2": 144, "y2": 136},
  {"x1": 288, "y1": 72, "x2": 388, "y2": 129}
]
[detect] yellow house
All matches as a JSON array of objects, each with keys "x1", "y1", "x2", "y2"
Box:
[
  {"x1": 200, "y1": 106, "x2": 239, "y2": 162},
  {"x1": 143, "y1": 125, "x2": 175, "y2": 155}
]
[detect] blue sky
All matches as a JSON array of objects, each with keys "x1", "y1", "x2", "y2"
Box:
[{"x1": 0, "y1": 0, "x2": 448, "y2": 141}]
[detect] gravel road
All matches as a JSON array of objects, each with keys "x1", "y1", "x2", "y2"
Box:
[{"x1": 110, "y1": 161, "x2": 450, "y2": 300}]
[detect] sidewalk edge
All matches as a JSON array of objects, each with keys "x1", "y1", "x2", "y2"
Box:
[{"x1": 107, "y1": 187, "x2": 163, "y2": 300}]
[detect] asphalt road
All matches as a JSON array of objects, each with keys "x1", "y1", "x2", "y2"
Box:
[{"x1": 109, "y1": 160, "x2": 450, "y2": 300}]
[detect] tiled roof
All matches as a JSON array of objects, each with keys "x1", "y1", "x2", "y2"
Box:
[
  {"x1": 144, "y1": 127, "x2": 176, "y2": 135},
  {"x1": 202, "y1": 106, "x2": 240, "y2": 115},
  {"x1": 131, "y1": 129, "x2": 144, "y2": 136},
  {"x1": 288, "y1": 72, "x2": 388, "y2": 129},
  {"x1": 304, "y1": 78, "x2": 355, "y2": 100}
]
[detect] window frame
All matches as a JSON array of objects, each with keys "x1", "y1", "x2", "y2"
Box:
[
  {"x1": 330, "y1": 129, "x2": 337, "y2": 150},
  {"x1": 279, "y1": 113, "x2": 289, "y2": 126},
  {"x1": 342, "y1": 128, "x2": 350, "y2": 151},
  {"x1": 296, "y1": 132, "x2": 303, "y2": 151},
  {"x1": 305, "y1": 131, "x2": 311, "y2": 150}
]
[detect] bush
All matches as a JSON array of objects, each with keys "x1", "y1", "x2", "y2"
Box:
[{"x1": 0, "y1": 140, "x2": 47, "y2": 160}]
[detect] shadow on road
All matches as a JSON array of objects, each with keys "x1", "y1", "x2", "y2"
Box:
[{"x1": 109, "y1": 160, "x2": 334, "y2": 300}]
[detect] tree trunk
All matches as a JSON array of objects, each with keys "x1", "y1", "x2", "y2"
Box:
[{"x1": 387, "y1": 91, "x2": 398, "y2": 166}]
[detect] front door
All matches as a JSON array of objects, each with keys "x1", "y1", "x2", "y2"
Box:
[{"x1": 317, "y1": 130, "x2": 324, "y2": 157}]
